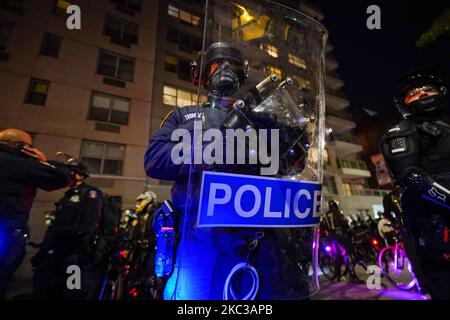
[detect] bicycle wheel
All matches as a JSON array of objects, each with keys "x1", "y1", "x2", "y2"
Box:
[
  {"x1": 319, "y1": 250, "x2": 339, "y2": 281},
  {"x1": 378, "y1": 246, "x2": 416, "y2": 290}
]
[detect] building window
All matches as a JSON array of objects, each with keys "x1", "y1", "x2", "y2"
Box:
[
  {"x1": 80, "y1": 140, "x2": 125, "y2": 175},
  {"x1": 88, "y1": 92, "x2": 130, "y2": 125},
  {"x1": 288, "y1": 53, "x2": 307, "y2": 70},
  {"x1": 110, "y1": 0, "x2": 142, "y2": 14},
  {"x1": 261, "y1": 44, "x2": 278, "y2": 58},
  {"x1": 0, "y1": 20, "x2": 13, "y2": 53},
  {"x1": 164, "y1": 54, "x2": 192, "y2": 82},
  {"x1": 25, "y1": 78, "x2": 50, "y2": 106},
  {"x1": 264, "y1": 65, "x2": 282, "y2": 79},
  {"x1": 0, "y1": 0, "x2": 25, "y2": 15},
  {"x1": 167, "y1": 27, "x2": 202, "y2": 53},
  {"x1": 163, "y1": 85, "x2": 206, "y2": 107},
  {"x1": 323, "y1": 176, "x2": 337, "y2": 195},
  {"x1": 40, "y1": 33, "x2": 62, "y2": 58},
  {"x1": 168, "y1": 4, "x2": 201, "y2": 27},
  {"x1": 54, "y1": 0, "x2": 72, "y2": 16},
  {"x1": 104, "y1": 15, "x2": 139, "y2": 46},
  {"x1": 97, "y1": 50, "x2": 135, "y2": 81},
  {"x1": 292, "y1": 75, "x2": 311, "y2": 90},
  {"x1": 164, "y1": 54, "x2": 178, "y2": 73}
]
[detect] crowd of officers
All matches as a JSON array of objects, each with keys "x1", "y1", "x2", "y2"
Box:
[{"x1": 0, "y1": 129, "x2": 110, "y2": 299}]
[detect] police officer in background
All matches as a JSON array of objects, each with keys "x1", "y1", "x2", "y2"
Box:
[
  {"x1": 32, "y1": 159, "x2": 104, "y2": 300},
  {"x1": 380, "y1": 68, "x2": 450, "y2": 299},
  {"x1": 0, "y1": 129, "x2": 71, "y2": 299}
]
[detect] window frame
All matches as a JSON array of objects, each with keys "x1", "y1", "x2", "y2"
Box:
[
  {"x1": 97, "y1": 50, "x2": 136, "y2": 82},
  {"x1": 167, "y1": 4, "x2": 201, "y2": 27},
  {"x1": 0, "y1": 19, "x2": 14, "y2": 52},
  {"x1": 88, "y1": 91, "x2": 131, "y2": 125},
  {"x1": 110, "y1": 0, "x2": 142, "y2": 14},
  {"x1": 80, "y1": 140, "x2": 126, "y2": 176},
  {"x1": 39, "y1": 33, "x2": 62, "y2": 58},
  {"x1": 104, "y1": 15, "x2": 139, "y2": 46},
  {"x1": 162, "y1": 85, "x2": 206, "y2": 108},
  {"x1": 25, "y1": 78, "x2": 50, "y2": 106}
]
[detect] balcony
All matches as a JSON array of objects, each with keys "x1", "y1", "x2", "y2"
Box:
[
  {"x1": 349, "y1": 188, "x2": 390, "y2": 197},
  {"x1": 326, "y1": 115, "x2": 356, "y2": 134},
  {"x1": 326, "y1": 74, "x2": 344, "y2": 90},
  {"x1": 326, "y1": 88, "x2": 350, "y2": 110},
  {"x1": 326, "y1": 57, "x2": 339, "y2": 70},
  {"x1": 327, "y1": 134, "x2": 363, "y2": 157},
  {"x1": 336, "y1": 157, "x2": 372, "y2": 179}
]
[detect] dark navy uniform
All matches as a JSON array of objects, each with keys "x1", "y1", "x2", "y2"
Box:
[
  {"x1": 32, "y1": 182, "x2": 103, "y2": 299},
  {"x1": 145, "y1": 103, "x2": 231, "y2": 212},
  {"x1": 381, "y1": 118, "x2": 450, "y2": 298},
  {"x1": 0, "y1": 143, "x2": 70, "y2": 298}
]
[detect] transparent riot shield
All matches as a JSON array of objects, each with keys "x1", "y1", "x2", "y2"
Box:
[{"x1": 165, "y1": 0, "x2": 327, "y2": 300}]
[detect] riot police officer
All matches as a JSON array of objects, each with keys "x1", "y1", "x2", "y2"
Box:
[
  {"x1": 32, "y1": 160, "x2": 104, "y2": 299},
  {"x1": 0, "y1": 129, "x2": 71, "y2": 299},
  {"x1": 380, "y1": 68, "x2": 450, "y2": 299},
  {"x1": 145, "y1": 42, "x2": 250, "y2": 213},
  {"x1": 145, "y1": 41, "x2": 312, "y2": 300}
]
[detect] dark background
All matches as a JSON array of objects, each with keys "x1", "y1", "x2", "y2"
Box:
[{"x1": 315, "y1": 0, "x2": 449, "y2": 116}]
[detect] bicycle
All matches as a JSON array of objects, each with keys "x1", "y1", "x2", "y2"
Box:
[{"x1": 377, "y1": 229, "x2": 418, "y2": 290}]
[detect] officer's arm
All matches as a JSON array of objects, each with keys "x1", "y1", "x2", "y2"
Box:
[
  {"x1": 145, "y1": 108, "x2": 190, "y2": 181},
  {"x1": 381, "y1": 122, "x2": 450, "y2": 209},
  {"x1": 79, "y1": 189, "x2": 104, "y2": 236},
  {"x1": 26, "y1": 159, "x2": 71, "y2": 191}
]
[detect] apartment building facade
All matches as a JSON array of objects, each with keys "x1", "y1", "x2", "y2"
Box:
[
  {"x1": 148, "y1": 0, "x2": 388, "y2": 217},
  {"x1": 0, "y1": 0, "x2": 158, "y2": 239}
]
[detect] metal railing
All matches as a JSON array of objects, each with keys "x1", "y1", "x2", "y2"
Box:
[
  {"x1": 350, "y1": 188, "x2": 390, "y2": 197},
  {"x1": 332, "y1": 133, "x2": 358, "y2": 144},
  {"x1": 336, "y1": 157, "x2": 368, "y2": 170},
  {"x1": 326, "y1": 108, "x2": 354, "y2": 121}
]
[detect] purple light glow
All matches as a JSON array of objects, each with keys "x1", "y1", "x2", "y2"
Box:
[{"x1": 325, "y1": 246, "x2": 331, "y2": 252}]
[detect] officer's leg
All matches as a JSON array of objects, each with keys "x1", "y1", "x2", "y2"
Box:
[
  {"x1": 423, "y1": 261, "x2": 450, "y2": 300},
  {"x1": 0, "y1": 228, "x2": 26, "y2": 299}
]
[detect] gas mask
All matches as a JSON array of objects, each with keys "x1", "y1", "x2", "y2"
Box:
[{"x1": 208, "y1": 60, "x2": 241, "y2": 97}]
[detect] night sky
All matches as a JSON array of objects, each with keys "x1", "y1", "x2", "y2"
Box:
[{"x1": 314, "y1": 0, "x2": 450, "y2": 115}]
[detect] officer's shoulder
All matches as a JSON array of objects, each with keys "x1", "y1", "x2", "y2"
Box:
[
  {"x1": 159, "y1": 105, "x2": 201, "y2": 128},
  {"x1": 82, "y1": 184, "x2": 103, "y2": 199},
  {"x1": 383, "y1": 120, "x2": 416, "y2": 137}
]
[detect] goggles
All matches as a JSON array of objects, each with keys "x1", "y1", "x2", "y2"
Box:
[{"x1": 403, "y1": 84, "x2": 439, "y2": 104}]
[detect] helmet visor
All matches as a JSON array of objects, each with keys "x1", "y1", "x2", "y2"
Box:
[{"x1": 403, "y1": 84, "x2": 439, "y2": 104}]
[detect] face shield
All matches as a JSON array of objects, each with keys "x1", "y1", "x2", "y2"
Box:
[{"x1": 166, "y1": 0, "x2": 328, "y2": 300}]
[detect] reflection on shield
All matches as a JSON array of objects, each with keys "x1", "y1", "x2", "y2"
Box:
[{"x1": 166, "y1": 0, "x2": 328, "y2": 300}]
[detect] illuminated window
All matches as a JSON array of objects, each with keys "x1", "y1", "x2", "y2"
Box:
[
  {"x1": 25, "y1": 78, "x2": 50, "y2": 106},
  {"x1": 261, "y1": 44, "x2": 278, "y2": 58},
  {"x1": 163, "y1": 85, "x2": 206, "y2": 107},
  {"x1": 292, "y1": 75, "x2": 311, "y2": 90},
  {"x1": 54, "y1": 0, "x2": 71, "y2": 15},
  {"x1": 264, "y1": 65, "x2": 282, "y2": 79},
  {"x1": 80, "y1": 140, "x2": 125, "y2": 175},
  {"x1": 164, "y1": 54, "x2": 192, "y2": 81},
  {"x1": 89, "y1": 92, "x2": 130, "y2": 125},
  {"x1": 288, "y1": 53, "x2": 307, "y2": 70},
  {"x1": 164, "y1": 54, "x2": 178, "y2": 73},
  {"x1": 167, "y1": 4, "x2": 201, "y2": 27}
]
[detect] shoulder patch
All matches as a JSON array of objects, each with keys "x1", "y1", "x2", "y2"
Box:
[
  {"x1": 89, "y1": 190, "x2": 98, "y2": 199},
  {"x1": 160, "y1": 110, "x2": 174, "y2": 128}
]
